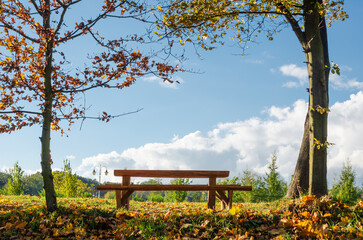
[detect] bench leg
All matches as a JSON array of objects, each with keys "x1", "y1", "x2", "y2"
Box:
[
  {"x1": 122, "y1": 176, "x2": 131, "y2": 209},
  {"x1": 227, "y1": 190, "x2": 233, "y2": 209},
  {"x1": 121, "y1": 190, "x2": 134, "y2": 210},
  {"x1": 216, "y1": 190, "x2": 228, "y2": 210},
  {"x1": 116, "y1": 190, "x2": 122, "y2": 209},
  {"x1": 207, "y1": 177, "x2": 216, "y2": 209}
]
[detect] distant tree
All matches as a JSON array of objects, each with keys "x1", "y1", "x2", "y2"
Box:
[
  {"x1": 0, "y1": 172, "x2": 11, "y2": 189},
  {"x1": 218, "y1": 176, "x2": 244, "y2": 202},
  {"x1": 104, "y1": 191, "x2": 116, "y2": 200},
  {"x1": 138, "y1": 178, "x2": 164, "y2": 201},
  {"x1": 52, "y1": 160, "x2": 91, "y2": 198},
  {"x1": 187, "y1": 191, "x2": 206, "y2": 202},
  {"x1": 61, "y1": 159, "x2": 78, "y2": 198},
  {"x1": 147, "y1": 192, "x2": 165, "y2": 202},
  {"x1": 165, "y1": 178, "x2": 192, "y2": 202},
  {"x1": 264, "y1": 153, "x2": 287, "y2": 201},
  {"x1": 131, "y1": 194, "x2": 145, "y2": 202},
  {"x1": 0, "y1": 0, "x2": 179, "y2": 212},
  {"x1": 77, "y1": 175, "x2": 98, "y2": 196},
  {"x1": 24, "y1": 172, "x2": 43, "y2": 196},
  {"x1": 238, "y1": 168, "x2": 268, "y2": 203},
  {"x1": 330, "y1": 159, "x2": 360, "y2": 203},
  {"x1": 5, "y1": 161, "x2": 24, "y2": 195}
]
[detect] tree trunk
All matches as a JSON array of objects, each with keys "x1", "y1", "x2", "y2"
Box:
[
  {"x1": 286, "y1": 113, "x2": 309, "y2": 198},
  {"x1": 41, "y1": 0, "x2": 57, "y2": 212},
  {"x1": 304, "y1": 0, "x2": 328, "y2": 196},
  {"x1": 286, "y1": 0, "x2": 330, "y2": 198}
]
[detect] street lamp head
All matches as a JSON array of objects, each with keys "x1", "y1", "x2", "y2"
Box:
[
  {"x1": 105, "y1": 169, "x2": 109, "y2": 176},
  {"x1": 92, "y1": 169, "x2": 96, "y2": 175}
]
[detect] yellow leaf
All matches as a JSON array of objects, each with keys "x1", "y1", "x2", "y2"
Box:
[
  {"x1": 229, "y1": 206, "x2": 240, "y2": 216},
  {"x1": 300, "y1": 211, "x2": 310, "y2": 218},
  {"x1": 296, "y1": 220, "x2": 311, "y2": 228},
  {"x1": 157, "y1": 5, "x2": 162, "y2": 11}
]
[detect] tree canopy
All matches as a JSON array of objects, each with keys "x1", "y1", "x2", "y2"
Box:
[
  {"x1": 0, "y1": 0, "x2": 179, "y2": 211},
  {"x1": 156, "y1": 0, "x2": 348, "y2": 197}
]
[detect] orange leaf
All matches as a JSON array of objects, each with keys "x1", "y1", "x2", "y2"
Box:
[{"x1": 15, "y1": 221, "x2": 27, "y2": 229}]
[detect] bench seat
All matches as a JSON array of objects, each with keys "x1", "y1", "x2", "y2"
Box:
[{"x1": 97, "y1": 184, "x2": 252, "y2": 191}]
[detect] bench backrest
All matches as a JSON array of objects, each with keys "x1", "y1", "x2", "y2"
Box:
[{"x1": 114, "y1": 170, "x2": 229, "y2": 178}]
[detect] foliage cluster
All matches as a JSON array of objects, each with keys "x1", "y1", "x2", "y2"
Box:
[
  {"x1": 0, "y1": 160, "x2": 96, "y2": 198},
  {"x1": 0, "y1": 195, "x2": 362, "y2": 239}
]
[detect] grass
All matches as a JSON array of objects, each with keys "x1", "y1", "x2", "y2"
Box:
[{"x1": 0, "y1": 194, "x2": 362, "y2": 239}]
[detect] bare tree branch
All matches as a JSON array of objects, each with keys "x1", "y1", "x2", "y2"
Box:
[{"x1": 0, "y1": 110, "x2": 42, "y2": 115}]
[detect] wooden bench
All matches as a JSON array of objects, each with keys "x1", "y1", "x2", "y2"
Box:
[{"x1": 96, "y1": 170, "x2": 252, "y2": 210}]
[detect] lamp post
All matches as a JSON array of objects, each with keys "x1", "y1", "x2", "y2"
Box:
[{"x1": 92, "y1": 164, "x2": 108, "y2": 198}]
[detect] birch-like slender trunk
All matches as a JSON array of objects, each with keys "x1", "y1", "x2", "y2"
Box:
[{"x1": 41, "y1": 0, "x2": 57, "y2": 212}]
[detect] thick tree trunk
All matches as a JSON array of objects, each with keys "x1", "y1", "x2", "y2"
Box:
[
  {"x1": 304, "y1": 0, "x2": 328, "y2": 196},
  {"x1": 41, "y1": 0, "x2": 57, "y2": 212},
  {"x1": 286, "y1": 113, "x2": 309, "y2": 198},
  {"x1": 286, "y1": 0, "x2": 330, "y2": 198}
]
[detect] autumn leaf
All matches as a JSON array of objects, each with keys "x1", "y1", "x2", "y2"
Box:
[{"x1": 15, "y1": 221, "x2": 27, "y2": 229}]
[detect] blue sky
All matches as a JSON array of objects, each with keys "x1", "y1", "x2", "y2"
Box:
[{"x1": 1, "y1": 1, "x2": 362, "y2": 187}]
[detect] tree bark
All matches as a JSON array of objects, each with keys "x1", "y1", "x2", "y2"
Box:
[
  {"x1": 41, "y1": 0, "x2": 57, "y2": 212},
  {"x1": 304, "y1": 0, "x2": 328, "y2": 196},
  {"x1": 286, "y1": 113, "x2": 309, "y2": 198}
]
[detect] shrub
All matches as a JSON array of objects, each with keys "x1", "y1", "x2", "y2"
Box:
[
  {"x1": 5, "y1": 162, "x2": 24, "y2": 195},
  {"x1": 330, "y1": 159, "x2": 360, "y2": 203}
]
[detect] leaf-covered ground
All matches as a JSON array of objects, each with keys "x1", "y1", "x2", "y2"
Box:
[{"x1": 0, "y1": 195, "x2": 362, "y2": 239}]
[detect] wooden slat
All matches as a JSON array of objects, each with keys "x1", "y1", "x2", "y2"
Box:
[
  {"x1": 97, "y1": 184, "x2": 252, "y2": 191},
  {"x1": 113, "y1": 170, "x2": 230, "y2": 178}
]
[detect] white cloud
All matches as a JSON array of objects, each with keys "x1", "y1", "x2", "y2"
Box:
[
  {"x1": 142, "y1": 75, "x2": 184, "y2": 89},
  {"x1": 330, "y1": 74, "x2": 363, "y2": 90},
  {"x1": 279, "y1": 63, "x2": 363, "y2": 90},
  {"x1": 66, "y1": 155, "x2": 76, "y2": 160},
  {"x1": 77, "y1": 92, "x2": 363, "y2": 186},
  {"x1": 280, "y1": 64, "x2": 308, "y2": 88}
]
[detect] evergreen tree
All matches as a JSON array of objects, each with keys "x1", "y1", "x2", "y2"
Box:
[
  {"x1": 264, "y1": 153, "x2": 287, "y2": 201},
  {"x1": 5, "y1": 162, "x2": 24, "y2": 195},
  {"x1": 330, "y1": 159, "x2": 360, "y2": 203}
]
